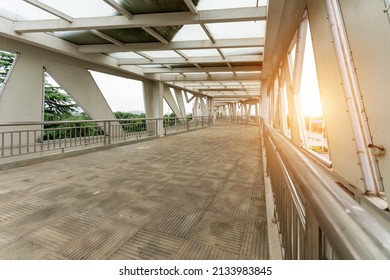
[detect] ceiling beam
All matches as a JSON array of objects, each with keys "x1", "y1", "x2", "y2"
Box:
[
  {"x1": 90, "y1": 30, "x2": 124, "y2": 46},
  {"x1": 102, "y1": 0, "x2": 133, "y2": 19},
  {"x1": 212, "y1": 95, "x2": 260, "y2": 98},
  {"x1": 143, "y1": 66, "x2": 261, "y2": 74},
  {"x1": 141, "y1": 27, "x2": 169, "y2": 44},
  {"x1": 118, "y1": 55, "x2": 263, "y2": 65},
  {"x1": 23, "y1": 0, "x2": 73, "y2": 22},
  {"x1": 79, "y1": 37, "x2": 264, "y2": 53},
  {"x1": 197, "y1": 88, "x2": 260, "y2": 92},
  {"x1": 184, "y1": 0, "x2": 199, "y2": 15},
  {"x1": 14, "y1": 7, "x2": 267, "y2": 33},
  {"x1": 169, "y1": 81, "x2": 261, "y2": 87},
  {"x1": 157, "y1": 73, "x2": 261, "y2": 82}
]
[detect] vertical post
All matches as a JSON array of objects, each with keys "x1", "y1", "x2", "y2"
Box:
[
  {"x1": 292, "y1": 17, "x2": 309, "y2": 147},
  {"x1": 104, "y1": 121, "x2": 108, "y2": 145}
]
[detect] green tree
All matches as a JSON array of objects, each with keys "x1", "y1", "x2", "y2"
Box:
[
  {"x1": 44, "y1": 85, "x2": 80, "y2": 121},
  {"x1": 0, "y1": 50, "x2": 15, "y2": 85}
]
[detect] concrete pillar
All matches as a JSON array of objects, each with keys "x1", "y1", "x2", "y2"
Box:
[
  {"x1": 260, "y1": 80, "x2": 269, "y2": 123},
  {"x1": 192, "y1": 97, "x2": 199, "y2": 117},
  {"x1": 162, "y1": 85, "x2": 182, "y2": 118},
  {"x1": 143, "y1": 80, "x2": 163, "y2": 135},
  {"x1": 0, "y1": 53, "x2": 44, "y2": 145},
  {"x1": 44, "y1": 61, "x2": 117, "y2": 121},
  {"x1": 174, "y1": 88, "x2": 186, "y2": 117},
  {"x1": 0, "y1": 54, "x2": 44, "y2": 123},
  {"x1": 199, "y1": 97, "x2": 206, "y2": 117}
]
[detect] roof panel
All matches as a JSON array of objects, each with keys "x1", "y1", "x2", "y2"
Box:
[
  {"x1": 172, "y1": 25, "x2": 210, "y2": 41},
  {"x1": 118, "y1": 0, "x2": 199, "y2": 14},
  {"x1": 0, "y1": 0, "x2": 56, "y2": 20},
  {"x1": 141, "y1": 51, "x2": 181, "y2": 58},
  {"x1": 206, "y1": 21, "x2": 266, "y2": 40},
  {"x1": 197, "y1": 0, "x2": 267, "y2": 10},
  {"x1": 181, "y1": 49, "x2": 220, "y2": 57},
  {"x1": 107, "y1": 52, "x2": 143, "y2": 59},
  {"x1": 222, "y1": 47, "x2": 263, "y2": 56},
  {"x1": 100, "y1": 28, "x2": 159, "y2": 44},
  {"x1": 39, "y1": 0, "x2": 116, "y2": 18},
  {"x1": 54, "y1": 31, "x2": 108, "y2": 45}
]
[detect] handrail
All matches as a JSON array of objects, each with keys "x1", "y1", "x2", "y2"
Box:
[
  {"x1": 0, "y1": 116, "x2": 213, "y2": 160},
  {"x1": 263, "y1": 120, "x2": 390, "y2": 259}
]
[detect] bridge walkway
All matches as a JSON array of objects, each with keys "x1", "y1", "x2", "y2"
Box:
[{"x1": 0, "y1": 122, "x2": 267, "y2": 260}]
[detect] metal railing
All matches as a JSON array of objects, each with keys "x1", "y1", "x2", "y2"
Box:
[
  {"x1": 217, "y1": 115, "x2": 260, "y2": 126},
  {"x1": 0, "y1": 116, "x2": 212, "y2": 160},
  {"x1": 262, "y1": 120, "x2": 390, "y2": 259}
]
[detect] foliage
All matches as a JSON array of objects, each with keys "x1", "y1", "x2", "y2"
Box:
[
  {"x1": 44, "y1": 85, "x2": 80, "y2": 121},
  {"x1": 0, "y1": 51, "x2": 16, "y2": 85},
  {"x1": 115, "y1": 111, "x2": 147, "y2": 132}
]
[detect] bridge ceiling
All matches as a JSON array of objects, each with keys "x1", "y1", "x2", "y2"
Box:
[{"x1": 0, "y1": 0, "x2": 267, "y2": 103}]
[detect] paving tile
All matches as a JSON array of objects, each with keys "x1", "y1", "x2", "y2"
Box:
[
  {"x1": 145, "y1": 203, "x2": 204, "y2": 238},
  {"x1": 189, "y1": 211, "x2": 246, "y2": 254},
  {"x1": 109, "y1": 229, "x2": 184, "y2": 260},
  {"x1": 176, "y1": 240, "x2": 238, "y2": 260}
]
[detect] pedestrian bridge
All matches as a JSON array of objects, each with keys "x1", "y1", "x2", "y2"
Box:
[
  {"x1": 0, "y1": 0, "x2": 390, "y2": 260},
  {"x1": 0, "y1": 121, "x2": 268, "y2": 260}
]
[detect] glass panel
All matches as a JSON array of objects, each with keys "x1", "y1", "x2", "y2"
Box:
[
  {"x1": 108, "y1": 52, "x2": 143, "y2": 59},
  {"x1": 206, "y1": 21, "x2": 266, "y2": 39},
  {"x1": 0, "y1": 0, "x2": 56, "y2": 20},
  {"x1": 40, "y1": 0, "x2": 116, "y2": 18},
  {"x1": 180, "y1": 49, "x2": 220, "y2": 57},
  {"x1": 197, "y1": 0, "x2": 267, "y2": 10},
  {"x1": 141, "y1": 51, "x2": 180, "y2": 58},
  {"x1": 172, "y1": 24, "x2": 210, "y2": 41},
  {"x1": 222, "y1": 47, "x2": 263, "y2": 56}
]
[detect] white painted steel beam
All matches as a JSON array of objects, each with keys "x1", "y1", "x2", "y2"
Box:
[
  {"x1": 201, "y1": 24, "x2": 216, "y2": 43},
  {"x1": 184, "y1": 0, "x2": 199, "y2": 15},
  {"x1": 211, "y1": 95, "x2": 260, "y2": 98},
  {"x1": 79, "y1": 38, "x2": 264, "y2": 53},
  {"x1": 90, "y1": 30, "x2": 124, "y2": 46},
  {"x1": 141, "y1": 27, "x2": 169, "y2": 45},
  {"x1": 14, "y1": 7, "x2": 267, "y2": 33},
  {"x1": 23, "y1": 0, "x2": 73, "y2": 22},
  {"x1": 118, "y1": 55, "x2": 263, "y2": 65},
  {"x1": 158, "y1": 73, "x2": 261, "y2": 82},
  {"x1": 102, "y1": 0, "x2": 133, "y2": 19},
  {"x1": 142, "y1": 66, "x2": 261, "y2": 74}
]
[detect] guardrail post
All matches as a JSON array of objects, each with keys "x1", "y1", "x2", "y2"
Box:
[
  {"x1": 201, "y1": 116, "x2": 204, "y2": 127},
  {"x1": 104, "y1": 121, "x2": 110, "y2": 145},
  {"x1": 186, "y1": 117, "x2": 190, "y2": 131}
]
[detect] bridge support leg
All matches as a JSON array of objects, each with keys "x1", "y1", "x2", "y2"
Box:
[{"x1": 143, "y1": 80, "x2": 163, "y2": 136}]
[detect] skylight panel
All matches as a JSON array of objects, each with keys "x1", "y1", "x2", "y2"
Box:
[
  {"x1": 141, "y1": 51, "x2": 180, "y2": 59},
  {"x1": 39, "y1": 0, "x2": 116, "y2": 18},
  {"x1": 222, "y1": 47, "x2": 263, "y2": 56},
  {"x1": 108, "y1": 52, "x2": 143, "y2": 59},
  {"x1": 180, "y1": 49, "x2": 220, "y2": 57},
  {"x1": 196, "y1": 0, "x2": 267, "y2": 10},
  {"x1": 206, "y1": 21, "x2": 266, "y2": 40},
  {"x1": 0, "y1": 0, "x2": 57, "y2": 20},
  {"x1": 172, "y1": 24, "x2": 210, "y2": 42}
]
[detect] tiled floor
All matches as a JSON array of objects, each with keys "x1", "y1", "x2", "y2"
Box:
[{"x1": 0, "y1": 122, "x2": 268, "y2": 260}]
